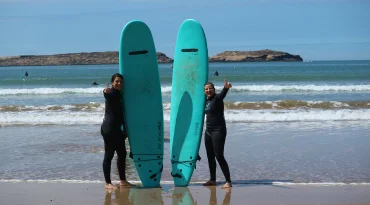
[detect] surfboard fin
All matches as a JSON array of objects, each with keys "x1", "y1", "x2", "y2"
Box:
[{"x1": 194, "y1": 155, "x2": 201, "y2": 169}]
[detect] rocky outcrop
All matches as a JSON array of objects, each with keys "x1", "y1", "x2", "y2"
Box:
[
  {"x1": 209, "y1": 49, "x2": 303, "y2": 62},
  {"x1": 0, "y1": 49, "x2": 303, "y2": 67},
  {"x1": 156, "y1": 52, "x2": 173, "y2": 63},
  {"x1": 0, "y1": 51, "x2": 173, "y2": 67}
]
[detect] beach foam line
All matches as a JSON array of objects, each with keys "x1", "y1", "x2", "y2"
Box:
[
  {"x1": 1, "y1": 179, "x2": 370, "y2": 186},
  {"x1": 2, "y1": 100, "x2": 370, "y2": 112},
  {"x1": 2, "y1": 109, "x2": 370, "y2": 125},
  {"x1": 1, "y1": 84, "x2": 370, "y2": 96},
  {"x1": 222, "y1": 84, "x2": 370, "y2": 92},
  {"x1": 0, "y1": 87, "x2": 103, "y2": 95}
]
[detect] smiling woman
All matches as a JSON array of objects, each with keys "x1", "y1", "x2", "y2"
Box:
[
  {"x1": 203, "y1": 79, "x2": 232, "y2": 189},
  {"x1": 100, "y1": 73, "x2": 134, "y2": 190}
]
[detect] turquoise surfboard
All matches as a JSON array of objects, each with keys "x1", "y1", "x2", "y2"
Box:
[
  {"x1": 119, "y1": 20, "x2": 164, "y2": 188},
  {"x1": 170, "y1": 19, "x2": 209, "y2": 186}
]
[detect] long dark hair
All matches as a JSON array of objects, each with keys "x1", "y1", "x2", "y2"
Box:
[{"x1": 111, "y1": 73, "x2": 123, "y2": 83}]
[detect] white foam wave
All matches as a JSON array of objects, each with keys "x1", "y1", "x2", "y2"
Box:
[
  {"x1": 1, "y1": 84, "x2": 370, "y2": 95},
  {"x1": 0, "y1": 87, "x2": 103, "y2": 95},
  {"x1": 0, "y1": 111, "x2": 104, "y2": 125},
  {"x1": 223, "y1": 109, "x2": 370, "y2": 122},
  {"x1": 161, "y1": 86, "x2": 172, "y2": 93},
  {"x1": 1, "y1": 179, "x2": 369, "y2": 186},
  {"x1": 272, "y1": 182, "x2": 370, "y2": 186},
  {"x1": 2, "y1": 101, "x2": 367, "y2": 113},
  {"x1": 215, "y1": 84, "x2": 370, "y2": 92},
  {"x1": 1, "y1": 109, "x2": 370, "y2": 125}
]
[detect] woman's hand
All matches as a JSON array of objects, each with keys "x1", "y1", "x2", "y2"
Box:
[
  {"x1": 224, "y1": 79, "x2": 232, "y2": 89},
  {"x1": 104, "y1": 83, "x2": 111, "y2": 94}
]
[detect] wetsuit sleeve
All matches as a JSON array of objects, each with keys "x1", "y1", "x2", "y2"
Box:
[
  {"x1": 216, "y1": 87, "x2": 229, "y2": 99},
  {"x1": 103, "y1": 89, "x2": 119, "y2": 101}
]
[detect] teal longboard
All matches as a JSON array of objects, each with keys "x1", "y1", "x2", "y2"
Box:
[
  {"x1": 119, "y1": 21, "x2": 164, "y2": 187},
  {"x1": 170, "y1": 19, "x2": 209, "y2": 186}
]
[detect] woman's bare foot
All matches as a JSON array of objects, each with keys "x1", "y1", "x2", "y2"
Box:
[
  {"x1": 120, "y1": 180, "x2": 135, "y2": 188},
  {"x1": 203, "y1": 180, "x2": 217, "y2": 186},
  {"x1": 221, "y1": 182, "x2": 232, "y2": 189},
  {"x1": 105, "y1": 183, "x2": 117, "y2": 190}
]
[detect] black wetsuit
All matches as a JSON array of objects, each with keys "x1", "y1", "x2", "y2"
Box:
[
  {"x1": 101, "y1": 88, "x2": 127, "y2": 184},
  {"x1": 204, "y1": 87, "x2": 231, "y2": 183}
]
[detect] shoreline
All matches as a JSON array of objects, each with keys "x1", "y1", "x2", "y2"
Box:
[{"x1": 1, "y1": 181, "x2": 369, "y2": 205}]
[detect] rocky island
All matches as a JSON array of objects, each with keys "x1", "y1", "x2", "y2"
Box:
[
  {"x1": 0, "y1": 49, "x2": 302, "y2": 67},
  {"x1": 209, "y1": 49, "x2": 303, "y2": 62},
  {"x1": 0, "y1": 52, "x2": 173, "y2": 67}
]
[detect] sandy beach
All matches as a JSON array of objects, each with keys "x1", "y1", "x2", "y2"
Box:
[{"x1": 1, "y1": 181, "x2": 370, "y2": 205}]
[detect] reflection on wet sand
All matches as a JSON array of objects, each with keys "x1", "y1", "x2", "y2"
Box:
[
  {"x1": 103, "y1": 185, "x2": 233, "y2": 205},
  {"x1": 206, "y1": 186, "x2": 232, "y2": 205},
  {"x1": 171, "y1": 187, "x2": 196, "y2": 205},
  {"x1": 104, "y1": 187, "x2": 133, "y2": 205},
  {"x1": 104, "y1": 187, "x2": 163, "y2": 205}
]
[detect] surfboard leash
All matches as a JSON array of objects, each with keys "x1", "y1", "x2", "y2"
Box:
[
  {"x1": 129, "y1": 152, "x2": 164, "y2": 162},
  {"x1": 149, "y1": 164, "x2": 163, "y2": 181},
  {"x1": 129, "y1": 153, "x2": 164, "y2": 182}
]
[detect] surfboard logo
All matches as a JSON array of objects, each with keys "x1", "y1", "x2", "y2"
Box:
[
  {"x1": 194, "y1": 122, "x2": 199, "y2": 136},
  {"x1": 205, "y1": 101, "x2": 211, "y2": 111},
  {"x1": 157, "y1": 121, "x2": 162, "y2": 150}
]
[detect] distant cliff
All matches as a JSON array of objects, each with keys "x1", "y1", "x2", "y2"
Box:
[
  {"x1": 0, "y1": 51, "x2": 173, "y2": 67},
  {"x1": 209, "y1": 49, "x2": 303, "y2": 62},
  {"x1": 0, "y1": 49, "x2": 303, "y2": 67}
]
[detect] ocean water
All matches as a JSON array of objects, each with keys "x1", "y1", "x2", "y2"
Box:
[{"x1": 0, "y1": 61, "x2": 370, "y2": 185}]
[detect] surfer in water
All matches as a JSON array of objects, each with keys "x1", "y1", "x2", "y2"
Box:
[
  {"x1": 101, "y1": 73, "x2": 134, "y2": 189},
  {"x1": 25, "y1": 71, "x2": 28, "y2": 77},
  {"x1": 203, "y1": 79, "x2": 232, "y2": 189}
]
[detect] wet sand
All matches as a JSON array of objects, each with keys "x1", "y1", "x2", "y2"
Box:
[{"x1": 1, "y1": 182, "x2": 370, "y2": 205}]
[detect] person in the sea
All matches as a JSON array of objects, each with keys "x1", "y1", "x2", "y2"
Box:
[
  {"x1": 101, "y1": 73, "x2": 134, "y2": 189},
  {"x1": 202, "y1": 79, "x2": 232, "y2": 189},
  {"x1": 92, "y1": 81, "x2": 99, "y2": 85},
  {"x1": 25, "y1": 71, "x2": 28, "y2": 77},
  {"x1": 214, "y1": 71, "x2": 219, "y2": 76}
]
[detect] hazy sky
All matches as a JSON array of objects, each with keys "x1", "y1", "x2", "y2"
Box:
[{"x1": 1, "y1": 0, "x2": 369, "y2": 60}]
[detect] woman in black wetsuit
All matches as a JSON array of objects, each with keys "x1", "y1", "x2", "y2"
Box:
[
  {"x1": 203, "y1": 79, "x2": 232, "y2": 189},
  {"x1": 101, "y1": 73, "x2": 134, "y2": 189}
]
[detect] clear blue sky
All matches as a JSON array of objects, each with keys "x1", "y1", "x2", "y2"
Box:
[{"x1": 1, "y1": 0, "x2": 369, "y2": 61}]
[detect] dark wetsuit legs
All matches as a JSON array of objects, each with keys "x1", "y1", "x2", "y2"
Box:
[
  {"x1": 102, "y1": 132, "x2": 127, "y2": 184},
  {"x1": 204, "y1": 128, "x2": 231, "y2": 183}
]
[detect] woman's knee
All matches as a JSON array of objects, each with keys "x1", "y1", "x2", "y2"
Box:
[
  {"x1": 104, "y1": 150, "x2": 115, "y2": 161},
  {"x1": 215, "y1": 154, "x2": 225, "y2": 162},
  {"x1": 116, "y1": 146, "x2": 127, "y2": 159},
  {"x1": 118, "y1": 151, "x2": 127, "y2": 159}
]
